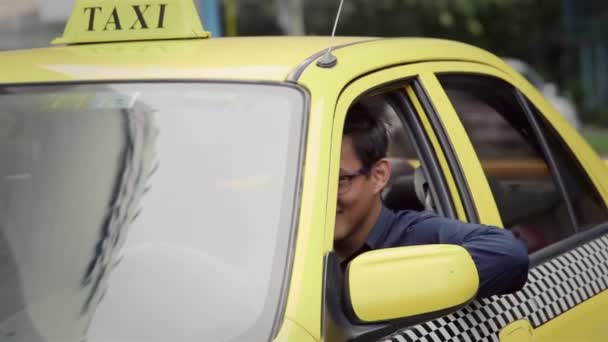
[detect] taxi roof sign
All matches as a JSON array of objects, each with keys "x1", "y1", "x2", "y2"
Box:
[{"x1": 52, "y1": 0, "x2": 210, "y2": 45}]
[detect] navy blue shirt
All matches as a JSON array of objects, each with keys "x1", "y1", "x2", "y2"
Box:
[{"x1": 357, "y1": 206, "x2": 529, "y2": 299}]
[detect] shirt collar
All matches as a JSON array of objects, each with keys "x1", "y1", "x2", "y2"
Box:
[{"x1": 365, "y1": 205, "x2": 394, "y2": 249}]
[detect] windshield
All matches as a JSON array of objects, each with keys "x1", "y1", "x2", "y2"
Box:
[{"x1": 0, "y1": 83, "x2": 304, "y2": 342}]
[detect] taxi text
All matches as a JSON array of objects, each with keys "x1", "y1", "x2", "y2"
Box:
[{"x1": 83, "y1": 4, "x2": 168, "y2": 31}]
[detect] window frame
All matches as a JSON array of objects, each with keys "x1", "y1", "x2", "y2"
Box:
[
  {"x1": 323, "y1": 67, "x2": 469, "y2": 340},
  {"x1": 410, "y1": 79, "x2": 479, "y2": 223},
  {"x1": 424, "y1": 67, "x2": 608, "y2": 263}
]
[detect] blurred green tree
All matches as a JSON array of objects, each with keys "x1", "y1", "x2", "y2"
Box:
[
  {"x1": 306, "y1": 0, "x2": 561, "y2": 77},
  {"x1": 235, "y1": 0, "x2": 606, "y2": 126}
]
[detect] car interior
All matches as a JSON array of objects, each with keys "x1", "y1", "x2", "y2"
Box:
[
  {"x1": 353, "y1": 94, "x2": 434, "y2": 214},
  {"x1": 444, "y1": 85, "x2": 572, "y2": 253}
]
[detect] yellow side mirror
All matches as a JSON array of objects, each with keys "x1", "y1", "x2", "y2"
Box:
[{"x1": 346, "y1": 244, "x2": 478, "y2": 322}]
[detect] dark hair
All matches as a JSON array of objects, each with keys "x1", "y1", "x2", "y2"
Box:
[{"x1": 343, "y1": 102, "x2": 389, "y2": 169}]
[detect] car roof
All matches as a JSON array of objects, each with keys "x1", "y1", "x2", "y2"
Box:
[{"x1": 0, "y1": 37, "x2": 508, "y2": 84}]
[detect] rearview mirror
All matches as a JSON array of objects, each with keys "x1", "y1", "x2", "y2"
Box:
[{"x1": 346, "y1": 244, "x2": 478, "y2": 323}]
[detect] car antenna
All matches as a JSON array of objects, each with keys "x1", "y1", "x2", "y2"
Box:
[{"x1": 317, "y1": 0, "x2": 345, "y2": 68}]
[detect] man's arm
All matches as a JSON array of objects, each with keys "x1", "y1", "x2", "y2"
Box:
[{"x1": 392, "y1": 211, "x2": 530, "y2": 298}]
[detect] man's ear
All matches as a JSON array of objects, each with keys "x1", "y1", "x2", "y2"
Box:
[{"x1": 371, "y1": 159, "x2": 391, "y2": 194}]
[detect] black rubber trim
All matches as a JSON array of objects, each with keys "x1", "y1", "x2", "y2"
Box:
[
  {"x1": 286, "y1": 38, "x2": 384, "y2": 82},
  {"x1": 0, "y1": 79, "x2": 307, "y2": 341},
  {"x1": 531, "y1": 222, "x2": 608, "y2": 267},
  {"x1": 268, "y1": 84, "x2": 310, "y2": 340},
  {"x1": 516, "y1": 90, "x2": 580, "y2": 232},
  {"x1": 322, "y1": 252, "x2": 391, "y2": 342},
  {"x1": 323, "y1": 252, "x2": 476, "y2": 342},
  {"x1": 388, "y1": 90, "x2": 456, "y2": 218},
  {"x1": 411, "y1": 80, "x2": 479, "y2": 223}
]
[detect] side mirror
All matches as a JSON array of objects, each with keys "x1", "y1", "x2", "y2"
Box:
[{"x1": 346, "y1": 245, "x2": 478, "y2": 323}]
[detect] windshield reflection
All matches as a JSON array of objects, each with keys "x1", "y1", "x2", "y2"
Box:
[{"x1": 81, "y1": 104, "x2": 159, "y2": 319}]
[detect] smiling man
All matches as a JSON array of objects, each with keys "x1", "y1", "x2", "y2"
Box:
[{"x1": 335, "y1": 102, "x2": 529, "y2": 298}]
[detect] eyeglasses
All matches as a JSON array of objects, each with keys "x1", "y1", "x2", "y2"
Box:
[{"x1": 338, "y1": 166, "x2": 370, "y2": 194}]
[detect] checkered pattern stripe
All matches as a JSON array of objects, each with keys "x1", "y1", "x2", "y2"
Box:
[{"x1": 379, "y1": 233, "x2": 608, "y2": 342}]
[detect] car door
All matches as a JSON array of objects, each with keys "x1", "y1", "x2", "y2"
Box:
[
  {"x1": 319, "y1": 63, "x2": 477, "y2": 342},
  {"x1": 378, "y1": 62, "x2": 608, "y2": 342}
]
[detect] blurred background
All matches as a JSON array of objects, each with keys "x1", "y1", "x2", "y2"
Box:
[{"x1": 0, "y1": 0, "x2": 606, "y2": 156}]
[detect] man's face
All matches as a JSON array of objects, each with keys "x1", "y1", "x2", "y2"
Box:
[{"x1": 335, "y1": 136, "x2": 378, "y2": 242}]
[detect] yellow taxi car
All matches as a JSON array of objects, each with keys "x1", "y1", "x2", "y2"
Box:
[{"x1": 0, "y1": 1, "x2": 607, "y2": 342}]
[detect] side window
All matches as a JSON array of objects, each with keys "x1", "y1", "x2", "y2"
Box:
[
  {"x1": 438, "y1": 75, "x2": 575, "y2": 253},
  {"x1": 530, "y1": 105, "x2": 608, "y2": 230},
  {"x1": 348, "y1": 87, "x2": 453, "y2": 217}
]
